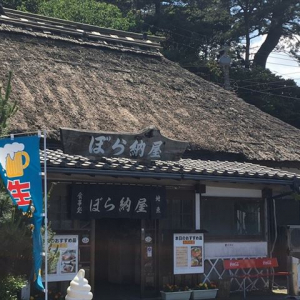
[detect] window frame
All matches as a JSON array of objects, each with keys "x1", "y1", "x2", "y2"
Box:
[
  {"x1": 200, "y1": 196, "x2": 266, "y2": 241},
  {"x1": 160, "y1": 189, "x2": 195, "y2": 231}
]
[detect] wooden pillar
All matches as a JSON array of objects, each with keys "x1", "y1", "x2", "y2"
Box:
[
  {"x1": 195, "y1": 184, "x2": 206, "y2": 230},
  {"x1": 90, "y1": 219, "x2": 95, "y2": 290}
]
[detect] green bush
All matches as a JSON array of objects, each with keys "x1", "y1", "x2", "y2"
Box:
[
  {"x1": 38, "y1": 0, "x2": 137, "y2": 31},
  {"x1": 0, "y1": 275, "x2": 27, "y2": 300}
]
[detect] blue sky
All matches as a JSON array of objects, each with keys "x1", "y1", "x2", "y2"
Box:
[
  {"x1": 267, "y1": 54, "x2": 300, "y2": 86},
  {"x1": 250, "y1": 35, "x2": 300, "y2": 86}
]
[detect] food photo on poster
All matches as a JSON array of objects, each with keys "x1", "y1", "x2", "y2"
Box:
[
  {"x1": 61, "y1": 250, "x2": 77, "y2": 273},
  {"x1": 191, "y1": 246, "x2": 202, "y2": 267}
]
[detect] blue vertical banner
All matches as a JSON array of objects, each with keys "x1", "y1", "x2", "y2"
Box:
[{"x1": 0, "y1": 135, "x2": 44, "y2": 291}]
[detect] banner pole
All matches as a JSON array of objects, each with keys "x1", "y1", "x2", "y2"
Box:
[{"x1": 43, "y1": 130, "x2": 48, "y2": 300}]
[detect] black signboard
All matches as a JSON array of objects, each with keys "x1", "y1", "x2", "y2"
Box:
[
  {"x1": 71, "y1": 185, "x2": 166, "y2": 220},
  {"x1": 61, "y1": 127, "x2": 188, "y2": 162}
]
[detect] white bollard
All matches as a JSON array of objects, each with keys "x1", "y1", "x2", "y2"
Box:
[{"x1": 65, "y1": 269, "x2": 93, "y2": 300}]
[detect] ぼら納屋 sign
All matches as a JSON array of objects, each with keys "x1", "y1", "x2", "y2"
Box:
[
  {"x1": 71, "y1": 184, "x2": 166, "y2": 220},
  {"x1": 60, "y1": 127, "x2": 188, "y2": 162}
]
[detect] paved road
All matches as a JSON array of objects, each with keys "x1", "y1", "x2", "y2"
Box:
[
  {"x1": 93, "y1": 290, "x2": 299, "y2": 300},
  {"x1": 93, "y1": 294, "x2": 298, "y2": 300},
  {"x1": 225, "y1": 290, "x2": 299, "y2": 300}
]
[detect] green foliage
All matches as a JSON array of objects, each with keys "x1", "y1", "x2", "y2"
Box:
[
  {"x1": 162, "y1": 284, "x2": 181, "y2": 292},
  {"x1": 18, "y1": 0, "x2": 42, "y2": 13},
  {"x1": 42, "y1": 222, "x2": 59, "y2": 277},
  {"x1": 40, "y1": 184, "x2": 58, "y2": 280},
  {"x1": 185, "y1": 61, "x2": 300, "y2": 130},
  {"x1": 0, "y1": 205, "x2": 33, "y2": 279},
  {"x1": 0, "y1": 188, "x2": 12, "y2": 218},
  {"x1": 229, "y1": 0, "x2": 300, "y2": 67},
  {"x1": 38, "y1": 0, "x2": 137, "y2": 30},
  {"x1": 0, "y1": 275, "x2": 27, "y2": 300},
  {"x1": 0, "y1": 73, "x2": 32, "y2": 282},
  {"x1": 193, "y1": 282, "x2": 217, "y2": 290},
  {"x1": 2, "y1": 0, "x2": 42, "y2": 13},
  {"x1": 232, "y1": 67, "x2": 300, "y2": 129},
  {"x1": 2, "y1": 0, "x2": 22, "y2": 9}
]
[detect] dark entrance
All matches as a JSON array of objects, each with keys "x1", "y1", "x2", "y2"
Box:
[{"x1": 95, "y1": 219, "x2": 141, "y2": 300}]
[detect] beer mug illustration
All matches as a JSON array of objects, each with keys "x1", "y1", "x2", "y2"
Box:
[{"x1": 6, "y1": 151, "x2": 30, "y2": 178}]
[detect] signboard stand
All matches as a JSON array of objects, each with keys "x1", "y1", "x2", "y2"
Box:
[
  {"x1": 48, "y1": 235, "x2": 79, "y2": 281},
  {"x1": 173, "y1": 233, "x2": 204, "y2": 275}
]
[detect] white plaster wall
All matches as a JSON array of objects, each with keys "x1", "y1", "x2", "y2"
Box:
[
  {"x1": 204, "y1": 242, "x2": 268, "y2": 259},
  {"x1": 202, "y1": 186, "x2": 262, "y2": 198}
]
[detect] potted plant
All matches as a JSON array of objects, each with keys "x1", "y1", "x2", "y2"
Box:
[
  {"x1": 161, "y1": 284, "x2": 192, "y2": 300},
  {"x1": 191, "y1": 282, "x2": 218, "y2": 300},
  {"x1": 30, "y1": 289, "x2": 65, "y2": 300}
]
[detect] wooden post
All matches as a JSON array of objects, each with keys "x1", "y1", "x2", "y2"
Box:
[{"x1": 90, "y1": 220, "x2": 95, "y2": 292}]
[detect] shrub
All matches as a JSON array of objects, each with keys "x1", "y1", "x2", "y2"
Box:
[{"x1": 0, "y1": 275, "x2": 27, "y2": 300}]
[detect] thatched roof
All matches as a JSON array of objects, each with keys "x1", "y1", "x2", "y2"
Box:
[{"x1": 1, "y1": 10, "x2": 300, "y2": 162}]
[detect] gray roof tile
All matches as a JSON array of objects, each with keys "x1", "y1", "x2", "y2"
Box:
[{"x1": 42, "y1": 149, "x2": 300, "y2": 181}]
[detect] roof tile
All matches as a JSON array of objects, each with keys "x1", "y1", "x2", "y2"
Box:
[{"x1": 42, "y1": 149, "x2": 299, "y2": 181}]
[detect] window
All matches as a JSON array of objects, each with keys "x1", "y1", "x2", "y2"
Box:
[
  {"x1": 201, "y1": 197, "x2": 264, "y2": 239},
  {"x1": 160, "y1": 189, "x2": 194, "y2": 230},
  {"x1": 235, "y1": 202, "x2": 261, "y2": 235},
  {"x1": 48, "y1": 183, "x2": 73, "y2": 230}
]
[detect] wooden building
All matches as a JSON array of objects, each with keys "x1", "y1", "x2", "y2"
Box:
[
  {"x1": 1, "y1": 8, "x2": 300, "y2": 298},
  {"x1": 44, "y1": 145, "x2": 299, "y2": 298}
]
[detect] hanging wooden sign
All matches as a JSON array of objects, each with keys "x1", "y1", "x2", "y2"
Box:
[{"x1": 60, "y1": 126, "x2": 188, "y2": 161}]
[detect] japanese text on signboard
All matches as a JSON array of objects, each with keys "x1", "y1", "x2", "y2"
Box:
[
  {"x1": 61, "y1": 127, "x2": 188, "y2": 162},
  {"x1": 89, "y1": 136, "x2": 163, "y2": 159},
  {"x1": 71, "y1": 185, "x2": 166, "y2": 220}
]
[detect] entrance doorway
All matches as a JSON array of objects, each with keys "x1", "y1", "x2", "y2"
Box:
[{"x1": 95, "y1": 219, "x2": 141, "y2": 300}]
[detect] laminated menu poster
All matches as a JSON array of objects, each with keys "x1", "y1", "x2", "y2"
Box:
[
  {"x1": 47, "y1": 235, "x2": 79, "y2": 282},
  {"x1": 173, "y1": 233, "x2": 204, "y2": 274}
]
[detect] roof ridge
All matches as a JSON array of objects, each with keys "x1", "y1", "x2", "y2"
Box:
[{"x1": 1, "y1": 7, "x2": 163, "y2": 53}]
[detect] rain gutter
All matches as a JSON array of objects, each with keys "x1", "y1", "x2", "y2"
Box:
[{"x1": 47, "y1": 167, "x2": 296, "y2": 186}]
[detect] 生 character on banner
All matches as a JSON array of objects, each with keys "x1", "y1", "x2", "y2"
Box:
[{"x1": 0, "y1": 136, "x2": 44, "y2": 291}]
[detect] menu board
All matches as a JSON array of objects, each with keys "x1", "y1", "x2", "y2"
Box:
[
  {"x1": 173, "y1": 233, "x2": 204, "y2": 274},
  {"x1": 47, "y1": 235, "x2": 79, "y2": 282}
]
